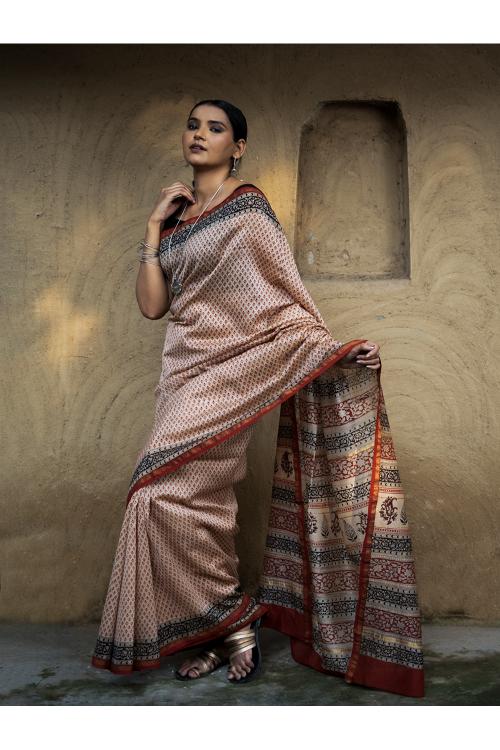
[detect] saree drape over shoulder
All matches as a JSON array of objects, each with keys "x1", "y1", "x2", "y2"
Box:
[{"x1": 90, "y1": 183, "x2": 425, "y2": 698}]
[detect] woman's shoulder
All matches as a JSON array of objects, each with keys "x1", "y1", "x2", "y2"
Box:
[
  {"x1": 234, "y1": 181, "x2": 265, "y2": 196},
  {"x1": 234, "y1": 181, "x2": 272, "y2": 208},
  {"x1": 234, "y1": 182, "x2": 282, "y2": 228}
]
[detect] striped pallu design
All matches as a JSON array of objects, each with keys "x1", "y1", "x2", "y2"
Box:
[{"x1": 256, "y1": 364, "x2": 425, "y2": 698}]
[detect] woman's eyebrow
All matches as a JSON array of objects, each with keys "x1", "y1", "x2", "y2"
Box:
[{"x1": 187, "y1": 118, "x2": 227, "y2": 127}]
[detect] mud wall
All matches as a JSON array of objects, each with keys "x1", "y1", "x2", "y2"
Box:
[{"x1": 1, "y1": 44, "x2": 499, "y2": 622}]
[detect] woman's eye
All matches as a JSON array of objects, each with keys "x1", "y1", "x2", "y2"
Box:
[{"x1": 187, "y1": 124, "x2": 222, "y2": 133}]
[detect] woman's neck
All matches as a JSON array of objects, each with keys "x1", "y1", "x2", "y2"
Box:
[
  {"x1": 191, "y1": 172, "x2": 233, "y2": 206},
  {"x1": 176, "y1": 175, "x2": 242, "y2": 219}
]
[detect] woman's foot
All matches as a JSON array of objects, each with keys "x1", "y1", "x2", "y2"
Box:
[
  {"x1": 176, "y1": 648, "x2": 224, "y2": 679},
  {"x1": 224, "y1": 624, "x2": 255, "y2": 681}
]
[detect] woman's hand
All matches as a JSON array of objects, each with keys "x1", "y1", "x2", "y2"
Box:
[
  {"x1": 339, "y1": 341, "x2": 381, "y2": 370},
  {"x1": 148, "y1": 181, "x2": 196, "y2": 224}
]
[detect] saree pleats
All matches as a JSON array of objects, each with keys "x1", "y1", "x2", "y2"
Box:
[
  {"x1": 90, "y1": 182, "x2": 424, "y2": 697},
  {"x1": 91, "y1": 421, "x2": 267, "y2": 673}
]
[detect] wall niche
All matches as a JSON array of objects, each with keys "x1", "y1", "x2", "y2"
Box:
[{"x1": 295, "y1": 100, "x2": 410, "y2": 280}]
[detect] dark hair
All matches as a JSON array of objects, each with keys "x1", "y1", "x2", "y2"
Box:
[{"x1": 187, "y1": 99, "x2": 247, "y2": 173}]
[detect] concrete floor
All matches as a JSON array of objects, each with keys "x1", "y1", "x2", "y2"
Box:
[{"x1": 1, "y1": 620, "x2": 499, "y2": 705}]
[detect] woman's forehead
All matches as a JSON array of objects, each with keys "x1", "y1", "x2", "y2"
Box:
[{"x1": 189, "y1": 106, "x2": 229, "y2": 125}]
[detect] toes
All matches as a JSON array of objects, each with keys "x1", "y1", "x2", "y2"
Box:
[
  {"x1": 178, "y1": 657, "x2": 203, "y2": 677},
  {"x1": 241, "y1": 655, "x2": 253, "y2": 671},
  {"x1": 228, "y1": 656, "x2": 253, "y2": 680}
]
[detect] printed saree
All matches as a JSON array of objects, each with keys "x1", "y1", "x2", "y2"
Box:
[{"x1": 90, "y1": 182, "x2": 425, "y2": 698}]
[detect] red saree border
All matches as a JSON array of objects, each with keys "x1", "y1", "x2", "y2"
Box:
[
  {"x1": 344, "y1": 380, "x2": 425, "y2": 698},
  {"x1": 159, "y1": 182, "x2": 261, "y2": 237},
  {"x1": 126, "y1": 339, "x2": 368, "y2": 506},
  {"x1": 90, "y1": 594, "x2": 269, "y2": 675},
  {"x1": 289, "y1": 632, "x2": 423, "y2": 697},
  {"x1": 344, "y1": 371, "x2": 382, "y2": 684}
]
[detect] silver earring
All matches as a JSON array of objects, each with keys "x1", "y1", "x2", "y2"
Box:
[{"x1": 230, "y1": 157, "x2": 239, "y2": 176}]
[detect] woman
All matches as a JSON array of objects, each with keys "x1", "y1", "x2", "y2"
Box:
[{"x1": 90, "y1": 99, "x2": 425, "y2": 697}]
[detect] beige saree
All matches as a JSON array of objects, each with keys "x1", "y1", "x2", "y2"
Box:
[{"x1": 90, "y1": 182, "x2": 425, "y2": 698}]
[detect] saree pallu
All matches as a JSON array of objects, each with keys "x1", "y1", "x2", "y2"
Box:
[{"x1": 90, "y1": 182, "x2": 425, "y2": 698}]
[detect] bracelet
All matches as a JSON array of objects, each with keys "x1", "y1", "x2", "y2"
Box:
[
  {"x1": 137, "y1": 241, "x2": 159, "y2": 253},
  {"x1": 137, "y1": 247, "x2": 160, "y2": 258},
  {"x1": 139, "y1": 257, "x2": 161, "y2": 266},
  {"x1": 141, "y1": 240, "x2": 160, "y2": 251},
  {"x1": 136, "y1": 238, "x2": 161, "y2": 266},
  {"x1": 137, "y1": 244, "x2": 159, "y2": 260}
]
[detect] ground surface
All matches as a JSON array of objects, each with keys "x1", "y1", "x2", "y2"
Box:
[{"x1": 1, "y1": 621, "x2": 499, "y2": 705}]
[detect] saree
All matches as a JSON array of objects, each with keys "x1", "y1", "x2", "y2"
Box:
[{"x1": 90, "y1": 182, "x2": 425, "y2": 698}]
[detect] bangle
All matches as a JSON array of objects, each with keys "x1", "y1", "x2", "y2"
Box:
[
  {"x1": 137, "y1": 238, "x2": 161, "y2": 265},
  {"x1": 141, "y1": 239, "x2": 160, "y2": 251},
  {"x1": 137, "y1": 250, "x2": 161, "y2": 263},
  {"x1": 137, "y1": 239, "x2": 159, "y2": 254},
  {"x1": 139, "y1": 257, "x2": 161, "y2": 266},
  {"x1": 137, "y1": 247, "x2": 159, "y2": 258}
]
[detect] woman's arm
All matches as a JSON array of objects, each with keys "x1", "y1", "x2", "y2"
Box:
[{"x1": 135, "y1": 219, "x2": 170, "y2": 319}]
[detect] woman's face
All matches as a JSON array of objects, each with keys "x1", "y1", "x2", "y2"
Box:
[{"x1": 182, "y1": 104, "x2": 244, "y2": 169}]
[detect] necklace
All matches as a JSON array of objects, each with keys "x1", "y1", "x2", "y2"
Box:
[{"x1": 167, "y1": 177, "x2": 231, "y2": 296}]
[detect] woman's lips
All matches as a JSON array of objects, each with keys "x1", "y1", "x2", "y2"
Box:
[{"x1": 190, "y1": 145, "x2": 206, "y2": 151}]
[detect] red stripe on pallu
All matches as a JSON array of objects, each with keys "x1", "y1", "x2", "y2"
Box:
[
  {"x1": 288, "y1": 634, "x2": 423, "y2": 697},
  {"x1": 125, "y1": 339, "x2": 367, "y2": 506},
  {"x1": 342, "y1": 365, "x2": 424, "y2": 697},
  {"x1": 344, "y1": 652, "x2": 424, "y2": 698},
  {"x1": 90, "y1": 594, "x2": 269, "y2": 675},
  {"x1": 261, "y1": 603, "x2": 424, "y2": 697},
  {"x1": 344, "y1": 365, "x2": 383, "y2": 686}
]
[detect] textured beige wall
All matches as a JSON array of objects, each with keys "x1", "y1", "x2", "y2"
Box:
[{"x1": 1, "y1": 44, "x2": 499, "y2": 624}]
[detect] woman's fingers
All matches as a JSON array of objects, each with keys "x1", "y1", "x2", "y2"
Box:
[
  {"x1": 355, "y1": 341, "x2": 381, "y2": 369},
  {"x1": 340, "y1": 342, "x2": 381, "y2": 370},
  {"x1": 356, "y1": 342, "x2": 379, "y2": 359}
]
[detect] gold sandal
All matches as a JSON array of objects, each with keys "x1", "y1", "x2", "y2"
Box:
[
  {"x1": 175, "y1": 647, "x2": 226, "y2": 680},
  {"x1": 223, "y1": 616, "x2": 262, "y2": 684}
]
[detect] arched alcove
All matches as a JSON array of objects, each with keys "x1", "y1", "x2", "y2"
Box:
[{"x1": 295, "y1": 100, "x2": 410, "y2": 280}]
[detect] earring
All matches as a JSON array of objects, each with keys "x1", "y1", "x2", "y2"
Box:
[{"x1": 230, "y1": 157, "x2": 239, "y2": 176}]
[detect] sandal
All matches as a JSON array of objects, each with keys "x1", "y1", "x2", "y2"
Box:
[
  {"x1": 175, "y1": 646, "x2": 227, "y2": 681},
  {"x1": 223, "y1": 616, "x2": 262, "y2": 685}
]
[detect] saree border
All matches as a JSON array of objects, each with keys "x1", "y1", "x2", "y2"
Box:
[
  {"x1": 345, "y1": 380, "x2": 424, "y2": 698},
  {"x1": 344, "y1": 372, "x2": 383, "y2": 685},
  {"x1": 91, "y1": 593, "x2": 269, "y2": 675},
  {"x1": 344, "y1": 383, "x2": 425, "y2": 698},
  {"x1": 125, "y1": 339, "x2": 368, "y2": 506}
]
